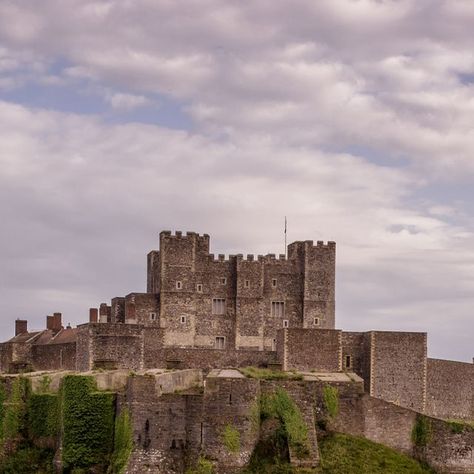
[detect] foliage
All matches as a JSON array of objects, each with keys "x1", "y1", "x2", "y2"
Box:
[
  {"x1": 61, "y1": 375, "x2": 115, "y2": 471},
  {"x1": 108, "y1": 409, "x2": 133, "y2": 474},
  {"x1": 260, "y1": 388, "x2": 309, "y2": 458},
  {"x1": 447, "y1": 419, "x2": 474, "y2": 433},
  {"x1": 0, "y1": 444, "x2": 54, "y2": 473},
  {"x1": 411, "y1": 415, "x2": 432, "y2": 447},
  {"x1": 185, "y1": 456, "x2": 214, "y2": 474},
  {"x1": 1, "y1": 377, "x2": 30, "y2": 443},
  {"x1": 0, "y1": 379, "x2": 7, "y2": 439},
  {"x1": 322, "y1": 385, "x2": 339, "y2": 420},
  {"x1": 28, "y1": 393, "x2": 59, "y2": 438},
  {"x1": 37, "y1": 375, "x2": 52, "y2": 394},
  {"x1": 240, "y1": 367, "x2": 303, "y2": 381},
  {"x1": 249, "y1": 400, "x2": 260, "y2": 434},
  {"x1": 222, "y1": 423, "x2": 240, "y2": 453},
  {"x1": 319, "y1": 433, "x2": 434, "y2": 473}
]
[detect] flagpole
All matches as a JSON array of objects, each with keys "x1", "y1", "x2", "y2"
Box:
[{"x1": 284, "y1": 216, "x2": 287, "y2": 258}]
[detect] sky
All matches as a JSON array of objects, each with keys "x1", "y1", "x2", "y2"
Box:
[{"x1": 0, "y1": 0, "x2": 473, "y2": 362}]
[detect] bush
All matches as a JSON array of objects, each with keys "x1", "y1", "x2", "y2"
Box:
[
  {"x1": 411, "y1": 415, "x2": 432, "y2": 447},
  {"x1": 108, "y1": 409, "x2": 133, "y2": 474},
  {"x1": 222, "y1": 424, "x2": 240, "y2": 453},
  {"x1": 186, "y1": 456, "x2": 214, "y2": 474},
  {"x1": 322, "y1": 385, "x2": 339, "y2": 420}
]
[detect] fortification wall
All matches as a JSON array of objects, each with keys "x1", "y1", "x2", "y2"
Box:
[
  {"x1": 368, "y1": 331, "x2": 427, "y2": 412},
  {"x1": 333, "y1": 393, "x2": 474, "y2": 473},
  {"x1": 31, "y1": 342, "x2": 76, "y2": 371},
  {"x1": 277, "y1": 328, "x2": 342, "y2": 372},
  {"x1": 426, "y1": 358, "x2": 474, "y2": 421}
]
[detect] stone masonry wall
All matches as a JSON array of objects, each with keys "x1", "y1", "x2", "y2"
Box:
[
  {"x1": 368, "y1": 331, "x2": 427, "y2": 412},
  {"x1": 426, "y1": 358, "x2": 474, "y2": 421},
  {"x1": 277, "y1": 328, "x2": 342, "y2": 372},
  {"x1": 31, "y1": 342, "x2": 76, "y2": 371}
]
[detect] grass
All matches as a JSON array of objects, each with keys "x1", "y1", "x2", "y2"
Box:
[
  {"x1": 240, "y1": 367, "x2": 303, "y2": 381},
  {"x1": 319, "y1": 433, "x2": 435, "y2": 473},
  {"x1": 242, "y1": 432, "x2": 435, "y2": 473}
]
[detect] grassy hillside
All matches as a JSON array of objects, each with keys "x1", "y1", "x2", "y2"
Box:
[
  {"x1": 319, "y1": 433, "x2": 434, "y2": 474},
  {"x1": 242, "y1": 432, "x2": 434, "y2": 473}
]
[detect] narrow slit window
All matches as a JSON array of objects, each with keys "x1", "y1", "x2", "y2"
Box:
[
  {"x1": 244, "y1": 279, "x2": 250, "y2": 288},
  {"x1": 149, "y1": 312, "x2": 156, "y2": 321},
  {"x1": 180, "y1": 315, "x2": 186, "y2": 324},
  {"x1": 176, "y1": 281, "x2": 182, "y2": 290},
  {"x1": 345, "y1": 355, "x2": 352, "y2": 369},
  {"x1": 313, "y1": 317, "x2": 320, "y2": 326},
  {"x1": 196, "y1": 284, "x2": 203, "y2": 293},
  {"x1": 220, "y1": 277, "x2": 227, "y2": 285},
  {"x1": 272, "y1": 278, "x2": 277, "y2": 288},
  {"x1": 283, "y1": 320, "x2": 289, "y2": 328}
]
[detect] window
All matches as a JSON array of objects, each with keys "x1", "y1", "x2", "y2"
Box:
[
  {"x1": 149, "y1": 312, "x2": 157, "y2": 321},
  {"x1": 283, "y1": 320, "x2": 289, "y2": 328},
  {"x1": 180, "y1": 315, "x2": 186, "y2": 324},
  {"x1": 196, "y1": 284, "x2": 203, "y2": 293},
  {"x1": 220, "y1": 277, "x2": 227, "y2": 285},
  {"x1": 345, "y1": 355, "x2": 352, "y2": 369},
  {"x1": 176, "y1": 281, "x2": 182, "y2": 290},
  {"x1": 272, "y1": 278, "x2": 277, "y2": 288},
  {"x1": 212, "y1": 298, "x2": 226, "y2": 315},
  {"x1": 215, "y1": 336, "x2": 225, "y2": 349},
  {"x1": 313, "y1": 317, "x2": 320, "y2": 326},
  {"x1": 244, "y1": 279, "x2": 250, "y2": 288},
  {"x1": 271, "y1": 301, "x2": 285, "y2": 317},
  {"x1": 272, "y1": 339, "x2": 277, "y2": 351}
]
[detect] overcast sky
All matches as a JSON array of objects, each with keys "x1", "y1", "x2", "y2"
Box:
[{"x1": 0, "y1": 0, "x2": 473, "y2": 362}]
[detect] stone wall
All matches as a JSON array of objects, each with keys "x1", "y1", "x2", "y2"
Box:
[
  {"x1": 333, "y1": 393, "x2": 474, "y2": 473},
  {"x1": 31, "y1": 342, "x2": 76, "y2": 371},
  {"x1": 426, "y1": 358, "x2": 474, "y2": 421},
  {"x1": 277, "y1": 328, "x2": 342, "y2": 372},
  {"x1": 368, "y1": 331, "x2": 427, "y2": 412}
]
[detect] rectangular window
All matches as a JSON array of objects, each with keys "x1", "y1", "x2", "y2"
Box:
[
  {"x1": 196, "y1": 284, "x2": 203, "y2": 293},
  {"x1": 215, "y1": 336, "x2": 225, "y2": 350},
  {"x1": 180, "y1": 315, "x2": 186, "y2": 324},
  {"x1": 272, "y1": 278, "x2": 277, "y2": 288},
  {"x1": 176, "y1": 281, "x2": 182, "y2": 290},
  {"x1": 212, "y1": 298, "x2": 226, "y2": 315},
  {"x1": 272, "y1": 339, "x2": 277, "y2": 351},
  {"x1": 149, "y1": 312, "x2": 156, "y2": 321},
  {"x1": 271, "y1": 301, "x2": 285, "y2": 317},
  {"x1": 313, "y1": 317, "x2": 320, "y2": 326},
  {"x1": 220, "y1": 277, "x2": 227, "y2": 285},
  {"x1": 283, "y1": 319, "x2": 289, "y2": 328},
  {"x1": 244, "y1": 279, "x2": 250, "y2": 288},
  {"x1": 345, "y1": 355, "x2": 352, "y2": 369}
]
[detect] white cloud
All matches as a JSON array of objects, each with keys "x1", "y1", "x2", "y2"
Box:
[{"x1": 104, "y1": 91, "x2": 151, "y2": 110}]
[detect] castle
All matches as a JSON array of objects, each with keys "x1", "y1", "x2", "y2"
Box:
[{"x1": 0, "y1": 231, "x2": 473, "y2": 473}]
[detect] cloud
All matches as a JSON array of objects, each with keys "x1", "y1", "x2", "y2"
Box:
[
  {"x1": 104, "y1": 91, "x2": 151, "y2": 110},
  {"x1": 0, "y1": 1, "x2": 473, "y2": 361}
]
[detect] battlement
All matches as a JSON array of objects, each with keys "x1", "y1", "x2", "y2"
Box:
[{"x1": 160, "y1": 230, "x2": 210, "y2": 240}]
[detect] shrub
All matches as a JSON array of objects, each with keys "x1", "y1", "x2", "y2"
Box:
[
  {"x1": 411, "y1": 415, "x2": 432, "y2": 447},
  {"x1": 186, "y1": 456, "x2": 214, "y2": 474},
  {"x1": 108, "y1": 409, "x2": 133, "y2": 474},
  {"x1": 322, "y1": 385, "x2": 339, "y2": 420},
  {"x1": 222, "y1": 424, "x2": 240, "y2": 453}
]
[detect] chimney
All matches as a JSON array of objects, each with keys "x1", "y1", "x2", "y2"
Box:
[
  {"x1": 99, "y1": 303, "x2": 110, "y2": 323},
  {"x1": 46, "y1": 315, "x2": 55, "y2": 331},
  {"x1": 89, "y1": 308, "x2": 98, "y2": 323},
  {"x1": 52, "y1": 312, "x2": 62, "y2": 332},
  {"x1": 15, "y1": 319, "x2": 28, "y2": 336}
]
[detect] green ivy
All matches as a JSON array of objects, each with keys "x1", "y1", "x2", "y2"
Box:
[
  {"x1": 0, "y1": 379, "x2": 7, "y2": 439},
  {"x1": 260, "y1": 388, "x2": 309, "y2": 458},
  {"x1": 28, "y1": 393, "x2": 59, "y2": 439},
  {"x1": 62, "y1": 375, "x2": 115, "y2": 471},
  {"x1": 1, "y1": 377, "x2": 30, "y2": 443},
  {"x1": 412, "y1": 415, "x2": 432, "y2": 447},
  {"x1": 108, "y1": 408, "x2": 133, "y2": 474},
  {"x1": 185, "y1": 456, "x2": 214, "y2": 474},
  {"x1": 323, "y1": 385, "x2": 339, "y2": 420},
  {"x1": 222, "y1": 424, "x2": 240, "y2": 453}
]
